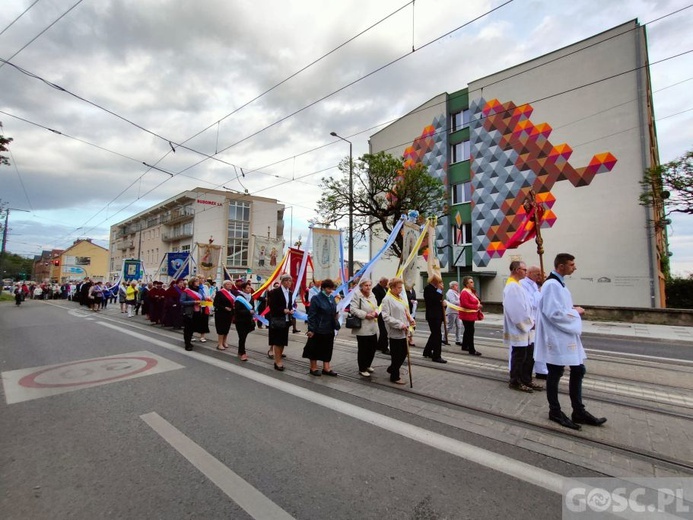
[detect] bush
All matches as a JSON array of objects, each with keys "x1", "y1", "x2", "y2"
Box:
[{"x1": 666, "y1": 276, "x2": 693, "y2": 309}]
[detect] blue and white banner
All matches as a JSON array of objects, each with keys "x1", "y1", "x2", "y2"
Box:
[{"x1": 167, "y1": 252, "x2": 189, "y2": 278}]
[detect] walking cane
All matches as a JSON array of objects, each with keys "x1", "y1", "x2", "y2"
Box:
[{"x1": 406, "y1": 341, "x2": 413, "y2": 388}]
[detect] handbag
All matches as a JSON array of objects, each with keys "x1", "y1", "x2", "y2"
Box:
[
  {"x1": 345, "y1": 315, "x2": 362, "y2": 329},
  {"x1": 269, "y1": 317, "x2": 289, "y2": 330},
  {"x1": 477, "y1": 310, "x2": 485, "y2": 321},
  {"x1": 345, "y1": 297, "x2": 362, "y2": 329}
]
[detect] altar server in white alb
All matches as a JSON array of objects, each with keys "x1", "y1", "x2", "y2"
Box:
[
  {"x1": 503, "y1": 261, "x2": 543, "y2": 393},
  {"x1": 534, "y1": 253, "x2": 607, "y2": 431},
  {"x1": 520, "y1": 265, "x2": 548, "y2": 380}
]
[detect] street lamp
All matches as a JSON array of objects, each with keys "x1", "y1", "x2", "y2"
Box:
[{"x1": 330, "y1": 131, "x2": 354, "y2": 279}]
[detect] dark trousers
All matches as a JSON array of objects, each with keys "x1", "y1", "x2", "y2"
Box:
[
  {"x1": 183, "y1": 315, "x2": 195, "y2": 348},
  {"x1": 424, "y1": 318, "x2": 443, "y2": 358},
  {"x1": 236, "y1": 327, "x2": 250, "y2": 355},
  {"x1": 388, "y1": 337, "x2": 408, "y2": 382},
  {"x1": 356, "y1": 334, "x2": 378, "y2": 372},
  {"x1": 509, "y1": 343, "x2": 535, "y2": 385},
  {"x1": 377, "y1": 315, "x2": 389, "y2": 351},
  {"x1": 546, "y1": 363, "x2": 586, "y2": 414},
  {"x1": 462, "y1": 320, "x2": 476, "y2": 353}
]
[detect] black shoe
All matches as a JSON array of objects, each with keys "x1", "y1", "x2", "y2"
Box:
[
  {"x1": 455, "y1": 341, "x2": 463, "y2": 346},
  {"x1": 460, "y1": 346, "x2": 469, "y2": 351},
  {"x1": 469, "y1": 351, "x2": 482, "y2": 356},
  {"x1": 431, "y1": 357, "x2": 447, "y2": 364},
  {"x1": 292, "y1": 329, "x2": 301, "y2": 333},
  {"x1": 442, "y1": 341, "x2": 450, "y2": 346},
  {"x1": 572, "y1": 410, "x2": 607, "y2": 426},
  {"x1": 309, "y1": 369, "x2": 321, "y2": 376},
  {"x1": 274, "y1": 363, "x2": 285, "y2": 372},
  {"x1": 185, "y1": 345, "x2": 193, "y2": 351},
  {"x1": 549, "y1": 411, "x2": 581, "y2": 430},
  {"x1": 535, "y1": 373, "x2": 548, "y2": 380},
  {"x1": 322, "y1": 369, "x2": 338, "y2": 377},
  {"x1": 422, "y1": 351, "x2": 431, "y2": 358},
  {"x1": 381, "y1": 348, "x2": 391, "y2": 355}
]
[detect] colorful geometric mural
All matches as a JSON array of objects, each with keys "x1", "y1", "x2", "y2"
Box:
[
  {"x1": 469, "y1": 98, "x2": 617, "y2": 267},
  {"x1": 401, "y1": 114, "x2": 449, "y2": 268}
]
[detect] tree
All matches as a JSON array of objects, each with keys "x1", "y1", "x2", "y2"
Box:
[
  {"x1": 0, "y1": 122, "x2": 12, "y2": 167},
  {"x1": 316, "y1": 151, "x2": 446, "y2": 257},
  {"x1": 641, "y1": 149, "x2": 693, "y2": 215}
]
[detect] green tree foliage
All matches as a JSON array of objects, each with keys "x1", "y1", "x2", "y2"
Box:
[
  {"x1": 0, "y1": 122, "x2": 12, "y2": 166},
  {"x1": 1, "y1": 252, "x2": 33, "y2": 281},
  {"x1": 665, "y1": 274, "x2": 693, "y2": 309},
  {"x1": 316, "y1": 152, "x2": 446, "y2": 257},
  {"x1": 641, "y1": 149, "x2": 693, "y2": 215}
]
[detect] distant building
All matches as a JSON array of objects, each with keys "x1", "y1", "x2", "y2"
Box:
[
  {"x1": 369, "y1": 20, "x2": 666, "y2": 308},
  {"x1": 108, "y1": 188, "x2": 284, "y2": 281},
  {"x1": 32, "y1": 248, "x2": 64, "y2": 282},
  {"x1": 58, "y1": 239, "x2": 109, "y2": 282}
]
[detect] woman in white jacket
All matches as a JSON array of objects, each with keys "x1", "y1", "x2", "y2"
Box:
[
  {"x1": 380, "y1": 277, "x2": 415, "y2": 385},
  {"x1": 349, "y1": 278, "x2": 380, "y2": 377}
]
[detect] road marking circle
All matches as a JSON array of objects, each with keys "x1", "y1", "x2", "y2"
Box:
[{"x1": 18, "y1": 356, "x2": 158, "y2": 388}]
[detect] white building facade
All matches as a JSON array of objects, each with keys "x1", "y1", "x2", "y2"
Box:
[
  {"x1": 109, "y1": 188, "x2": 284, "y2": 281},
  {"x1": 369, "y1": 20, "x2": 666, "y2": 308}
]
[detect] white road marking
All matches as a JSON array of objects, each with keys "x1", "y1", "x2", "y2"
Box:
[
  {"x1": 99, "y1": 322, "x2": 565, "y2": 494},
  {"x1": 141, "y1": 412, "x2": 295, "y2": 520}
]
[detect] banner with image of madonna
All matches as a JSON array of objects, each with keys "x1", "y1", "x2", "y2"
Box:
[
  {"x1": 312, "y1": 227, "x2": 341, "y2": 283},
  {"x1": 197, "y1": 242, "x2": 222, "y2": 281}
]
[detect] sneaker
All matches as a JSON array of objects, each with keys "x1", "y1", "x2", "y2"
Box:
[
  {"x1": 366, "y1": 367, "x2": 375, "y2": 373},
  {"x1": 359, "y1": 370, "x2": 371, "y2": 377}
]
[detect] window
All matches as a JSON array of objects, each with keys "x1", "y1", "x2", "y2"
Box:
[
  {"x1": 228, "y1": 201, "x2": 250, "y2": 222},
  {"x1": 181, "y1": 245, "x2": 190, "y2": 252},
  {"x1": 451, "y1": 182, "x2": 472, "y2": 204},
  {"x1": 451, "y1": 223, "x2": 473, "y2": 245},
  {"x1": 451, "y1": 109, "x2": 470, "y2": 132},
  {"x1": 451, "y1": 141, "x2": 470, "y2": 164},
  {"x1": 75, "y1": 256, "x2": 91, "y2": 266},
  {"x1": 227, "y1": 201, "x2": 251, "y2": 267}
]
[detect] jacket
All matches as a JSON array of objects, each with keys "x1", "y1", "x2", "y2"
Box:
[
  {"x1": 459, "y1": 288, "x2": 481, "y2": 322},
  {"x1": 349, "y1": 290, "x2": 379, "y2": 337},
  {"x1": 423, "y1": 283, "x2": 444, "y2": 321},
  {"x1": 380, "y1": 294, "x2": 410, "y2": 340},
  {"x1": 307, "y1": 292, "x2": 340, "y2": 335}
]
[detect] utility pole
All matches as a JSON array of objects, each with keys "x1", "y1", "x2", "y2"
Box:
[{"x1": 0, "y1": 206, "x2": 30, "y2": 292}]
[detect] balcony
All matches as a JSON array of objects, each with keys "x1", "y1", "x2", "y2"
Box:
[
  {"x1": 161, "y1": 232, "x2": 193, "y2": 242},
  {"x1": 118, "y1": 241, "x2": 134, "y2": 250},
  {"x1": 161, "y1": 207, "x2": 194, "y2": 226}
]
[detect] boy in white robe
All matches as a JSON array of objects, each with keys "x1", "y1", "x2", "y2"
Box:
[{"x1": 535, "y1": 253, "x2": 607, "y2": 430}]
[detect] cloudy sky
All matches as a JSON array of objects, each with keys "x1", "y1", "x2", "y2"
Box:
[{"x1": 1, "y1": 0, "x2": 692, "y2": 275}]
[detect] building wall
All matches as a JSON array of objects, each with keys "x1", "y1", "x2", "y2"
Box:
[
  {"x1": 368, "y1": 20, "x2": 663, "y2": 308},
  {"x1": 109, "y1": 188, "x2": 284, "y2": 281},
  {"x1": 60, "y1": 240, "x2": 109, "y2": 282},
  {"x1": 467, "y1": 20, "x2": 660, "y2": 307}
]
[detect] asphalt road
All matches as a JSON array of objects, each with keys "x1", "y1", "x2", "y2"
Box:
[{"x1": 0, "y1": 300, "x2": 638, "y2": 519}]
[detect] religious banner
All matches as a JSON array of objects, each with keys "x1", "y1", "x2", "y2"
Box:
[
  {"x1": 251, "y1": 235, "x2": 284, "y2": 277},
  {"x1": 123, "y1": 259, "x2": 144, "y2": 281},
  {"x1": 399, "y1": 220, "x2": 422, "y2": 289},
  {"x1": 167, "y1": 252, "x2": 189, "y2": 278},
  {"x1": 196, "y1": 242, "x2": 222, "y2": 280},
  {"x1": 311, "y1": 227, "x2": 341, "y2": 282}
]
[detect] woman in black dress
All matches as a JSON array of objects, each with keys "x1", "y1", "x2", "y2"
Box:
[
  {"x1": 213, "y1": 280, "x2": 235, "y2": 351},
  {"x1": 234, "y1": 281, "x2": 256, "y2": 361},
  {"x1": 267, "y1": 275, "x2": 295, "y2": 371},
  {"x1": 303, "y1": 279, "x2": 340, "y2": 377}
]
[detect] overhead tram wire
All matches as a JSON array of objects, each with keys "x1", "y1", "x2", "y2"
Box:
[
  {"x1": 0, "y1": 0, "x2": 516, "y2": 199},
  {"x1": 10, "y1": 3, "x2": 689, "y2": 243},
  {"x1": 0, "y1": 0, "x2": 43, "y2": 37},
  {"x1": 0, "y1": 0, "x2": 86, "y2": 72}
]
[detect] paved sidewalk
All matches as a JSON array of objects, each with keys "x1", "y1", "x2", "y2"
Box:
[{"x1": 477, "y1": 312, "x2": 693, "y2": 343}]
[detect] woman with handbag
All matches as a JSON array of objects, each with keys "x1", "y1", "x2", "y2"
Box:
[
  {"x1": 458, "y1": 276, "x2": 483, "y2": 356},
  {"x1": 303, "y1": 279, "x2": 340, "y2": 377},
  {"x1": 267, "y1": 274, "x2": 294, "y2": 371},
  {"x1": 349, "y1": 278, "x2": 379, "y2": 377}
]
